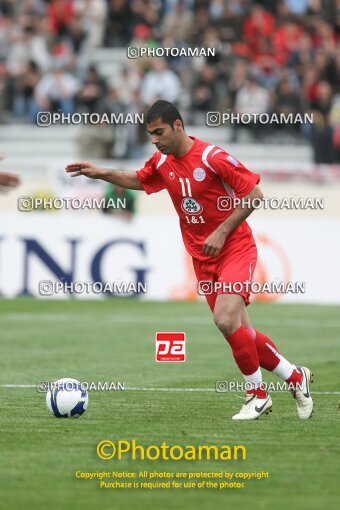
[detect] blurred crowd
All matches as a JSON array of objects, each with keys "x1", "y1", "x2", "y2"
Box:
[{"x1": 0, "y1": 0, "x2": 339, "y2": 162}]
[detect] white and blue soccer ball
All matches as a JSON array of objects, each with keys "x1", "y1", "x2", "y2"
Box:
[{"x1": 46, "y1": 378, "x2": 89, "y2": 418}]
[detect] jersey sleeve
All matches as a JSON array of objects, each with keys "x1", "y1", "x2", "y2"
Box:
[
  {"x1": 207, "y1": 149, "x2": 260, "y2": 197},
  {"x1": 136, "y1": 153, "x2": 165, "y2": 195}
]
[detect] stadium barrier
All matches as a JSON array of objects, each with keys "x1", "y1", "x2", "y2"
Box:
[{"x1": 0, "y1": 214, "x2": 339, "y2": 304}]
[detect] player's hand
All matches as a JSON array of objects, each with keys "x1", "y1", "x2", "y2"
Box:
[
  {"x1": 65, "y1": 161, "x2": 107, "y2": 179},
  {"x1": 0, "y1": 171, "x2": 21, "y2": 193},
  {"x1": 203, "y1": 229, "x2": 227, "y2": 257}
]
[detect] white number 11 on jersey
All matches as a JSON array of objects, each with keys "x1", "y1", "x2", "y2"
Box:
[{"x1": 179, "y1": 177, "x2": 192, "y2": 197}]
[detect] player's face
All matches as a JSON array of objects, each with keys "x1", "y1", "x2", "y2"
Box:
[{"x1": 146, "y1": 118, "x2": 182, "y2": 155}]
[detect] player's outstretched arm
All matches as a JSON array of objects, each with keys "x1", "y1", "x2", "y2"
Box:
[
  {"x1": 0, "y1": 172, "x2": 21, "y2": 193},
  {"x1": 0, "y1": 156, "x2": 21, "y2": 193},
  {"x1": 65, "y1": 161, "x2": 144, "y2": 190}
]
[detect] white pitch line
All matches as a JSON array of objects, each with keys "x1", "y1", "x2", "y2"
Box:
[
  {"x1": 1, "y1": 313, "x2": 340, "y2": 328},
  {"x1": 0, "y1": 384, "x2": 339, "y2": 394},
  {"x1": 127, "y1": 387, "x2": 340, "y2": 395},
  {"x1": 1, "y1": 384, "x2": 36, "y2": 388}
]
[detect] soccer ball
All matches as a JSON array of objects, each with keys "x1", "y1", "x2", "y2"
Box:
[{"x1": 46, "y1": 378, "x2": 89, "y2": 418}]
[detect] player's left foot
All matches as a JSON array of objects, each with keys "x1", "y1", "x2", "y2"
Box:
[
  {"x1": 290, "y1": 366, "x2": 314, "y2": 419},
  {"x1": 232, "y1": 393, "x2": 273, "y2": 420}
]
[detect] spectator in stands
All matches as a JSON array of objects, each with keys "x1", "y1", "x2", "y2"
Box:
[
  {"x1": 77, "y1": 86, "x2": 124, "y2": 158},
  {"x1": 310, "y1": 80, "x2": 336, "y2": 163},
  {"x1": 274, "y1": 78, "x2": 302, "y2": 133},
  {"x1": 243, "y1": 3, "x2": 276, "y2": 61},
  {"x1": 34, "y1": 60, "x2": 79, "y2": 114},
  {"x1": 17, "y1": 0, "x2": 46, "y2": 17},
  {"x1": 12, "y1": 60, "x2": 40, "y2": 122},
  {"x1": 74, "y1": 0, "x2": 107, "y2": 48},
  {"x1": 201, "y1": 26, "x2": 225, "y2": 66},
  {"x1": 102, "y1": 85, "x2": 126, "y2": 118},
  {"x1": 212, "y1": 4, "x2": 243, "y2": 45},
  {"x1": 141, "y1": 58, "x2": 181, "y2": 106},
  {"x1": 330, "y1": 1, "x2": 340, "y2": 30},
  {"x1": 284, "y1": 0, "x2": 309, "y2": 16},
  {"x1": 77, "y1": 64, "x2": 107, "y2": 114},
  {"x1": 227, "y1": 58, "x2": 249, "y2": 108},
  {"x1": 105, "y1": 0, "x2": 131, "y2": 46},
  {"x1": 235, "y1": 74, "x2": 271, "y2": 116},
  {"x1": 273, "y1": 19, "x2": 304, "y2": 66},
  {"x1": 330, "y1": 93, "x2": 340, "y2": 162},
  {"x1": 0, "y1": 0, "x2": 16, "y2": 16},
  {"x1": 161, "y1": 0, "x2": 194, "y2": 40},
  {"x1": 6, "y1": 24, "x2": 50, "y2": 76},
  {"x1": 0, "y1": 61, "x2": 11, "y2": 122},
  {"x1": 127, "y1": 23, "x2": 158, "y2": 71},
  {"x1": 76, "y1": 118, "x2": 114, "y2": 158},
  {"x1": 111, "y1": 64, "x2": 141, "y2": 106},
  {"x1": 189, "y1": 4, "x2": 210, "y2": 46},
  {"x1": 129, "y1": 0, "x2": 160, "y2": 33},
  {"x1": 233, "y1": 73, "x2": 271, "y2": 141},
  {"x1": 191, "y1": 64, "x2": 219, "y2": 124},
  {"x1": 0, "y1": 0, "x2": 338, "y2": 158},
  {"x1": 47, "y1": 0, "x2": 75, "y2": 37},
  {"x1": 287, "y1": 32, "x2": 313, "y2": 69},
  {"x1": 64, "y1": 15, "x2": 87, "y2": 55},
  {"x1": 124, "y1": 89, "x2": 147, "y2": 159},
  {"x1": 102, "y1": 184, "x2": 136, "y2": 220}
]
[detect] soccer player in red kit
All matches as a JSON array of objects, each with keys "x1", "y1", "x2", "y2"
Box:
[{"x1": 66, "y1": 100, "x2": 314, "y2": 420}]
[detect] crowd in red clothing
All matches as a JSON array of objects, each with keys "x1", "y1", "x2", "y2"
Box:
[{"x1": 0, "y1": 0, "x2": 339, "y2": 161}]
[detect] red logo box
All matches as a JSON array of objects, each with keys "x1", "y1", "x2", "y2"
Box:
[{"x1": 155, "y1": 332, "x2": 186, "y2": 362}]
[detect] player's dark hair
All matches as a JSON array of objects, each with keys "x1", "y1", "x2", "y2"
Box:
[{"x1": 145, "y1": 100, "x2": 184, "y2": 129}]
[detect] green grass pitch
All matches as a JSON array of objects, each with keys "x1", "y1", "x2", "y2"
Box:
[{"x1": 0, "y1": 298, "x2": 339, "y2": 510}]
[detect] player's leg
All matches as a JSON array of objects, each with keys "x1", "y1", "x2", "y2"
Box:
[
  {"x1": 241, "y1": 305, "x2": 314, "y2": 419},
  {"x1": 241, "y1": 306, "x2": 297, "y2": 375},
  {"x1": 213, "y1": 293, "x2": 272, "y2": 420},
  {"x1": 213, "y1": 294, "x2": 261, "y2": 385}
]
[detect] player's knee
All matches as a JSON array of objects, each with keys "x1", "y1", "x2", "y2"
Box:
[{"x1": 213, "y1": 313, "x2": 235, "y2": 337}]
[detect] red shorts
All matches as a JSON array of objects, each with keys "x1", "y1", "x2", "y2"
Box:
[{"x1": 193, "y1": 242, "x2": 257, "y2": 311}]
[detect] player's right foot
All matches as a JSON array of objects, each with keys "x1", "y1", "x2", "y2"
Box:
[
  {"x1": 232, "y1": 394, "x2": 273, "y2": 420},
  {"x1": 290, "y1": 366, "x2": 314, "y2": 419}
]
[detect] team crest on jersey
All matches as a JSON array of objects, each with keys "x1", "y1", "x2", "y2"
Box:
[
  {"x1": 193, "y1": 167, "x2": 206, "y2": 181},
  {"x1": 227, "y1": 155, "x2": 239, "y2": 166},
  {"x1": 169, "y1": 171, "x2": 175, "y2": 180},
  {"x1": 181, "y1": 197, "x2": 203, "y2": 214}
]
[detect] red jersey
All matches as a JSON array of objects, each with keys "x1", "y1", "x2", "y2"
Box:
[{"x1": 136, "y1": 137, "x2": 260, "y2": 261}]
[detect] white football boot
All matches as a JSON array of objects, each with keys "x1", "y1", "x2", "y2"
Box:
[
  {"x1": 290, "y1": 366, "x2": 314, "y2": 419},
  {"x1": 232, "y1": 393, "x2": 273, "y2": 420}
]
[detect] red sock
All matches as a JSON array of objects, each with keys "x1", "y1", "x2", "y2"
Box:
[
  {"x1": 254, "y1": 330, "x2": 281, "y2": 371},
  {"x1": 286, "y1": 369, "x2": 302, "y2": 385},
  {"x1": 226, "y1": 325, "x2": 260, "y2": 376},
  {"x1": 247, "y1": 386, "x2": 267, "y2": 399}
]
